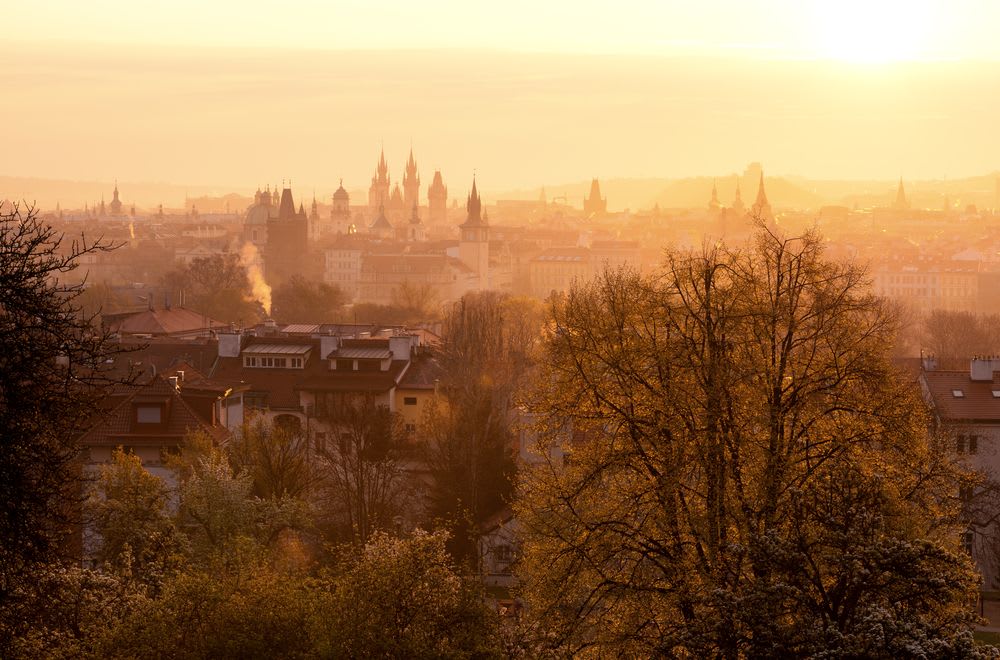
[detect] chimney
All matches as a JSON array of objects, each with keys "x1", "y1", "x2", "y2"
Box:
[
  {"x1": 218, "y1": 332, "x2": 242, "y2": 358},
  {"x1": 320, "y1": 333, "x2": 340, "y2": 359},
  {"x1": 389, "y1": 335, "x2": 413, "y2": 361},
  {"x1": 921, "y1": 353, "x2": 938, "y2": 372},
  {"x1": 969, "y1": 356, "x2": 1000, "y2": 381}
]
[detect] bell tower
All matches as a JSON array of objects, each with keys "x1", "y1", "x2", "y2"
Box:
[{"x1": 458, "y1": 177, "x2": 489, "y2": 289}]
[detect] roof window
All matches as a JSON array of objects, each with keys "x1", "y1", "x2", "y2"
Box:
[{"x1": 952, "y1": 389, "x2": 965, "y2": 398}]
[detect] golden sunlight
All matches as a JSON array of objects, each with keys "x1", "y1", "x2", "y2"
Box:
[{"x1": 812, "y1": 0, "x2": 935, "y2": 63}]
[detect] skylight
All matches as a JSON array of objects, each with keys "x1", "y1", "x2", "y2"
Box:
[{"x1": 952, "y1": 389, "x2": 965, "y2": 398}]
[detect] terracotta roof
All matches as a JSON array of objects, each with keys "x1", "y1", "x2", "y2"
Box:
[
  {"x1": 210, "y1": 336, "x2": 411, "y2": 409},
  {"x1": 398, "y1": 355, "x2": 443, "y2": 390},
  {"x1": 922, "y1": 370, "x2": 1000, "y2": 422},
  {"x1": 80, "y1": 376, "x2": 228, "y2": 447},
  {"x1": 110, "y1": 307, "x2": 229, "y2": 336}
]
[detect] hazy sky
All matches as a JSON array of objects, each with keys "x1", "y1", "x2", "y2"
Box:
[{"x1": 3, "y1": 1, "x2": 999, "y2": 198}]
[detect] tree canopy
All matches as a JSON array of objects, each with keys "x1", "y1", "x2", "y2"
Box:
[{"x1": 516, "y1": 227, "x2": 983, "y2": 657}]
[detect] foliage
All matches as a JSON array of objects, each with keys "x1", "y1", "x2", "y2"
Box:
[
  {"x1": 178, "y1": 445, "x2": 311, "y2": 559},
  {"x1": 0, "y1": 203, "x2": 132, "y2": 635},
  {"x1": 516, "y1": 226, "x2": 987, "y2": 657},
  {"x1": 310, "y1": 530, "x2": 503, "y2": 659},
  {"x1": 161, "y1": 253, "x2": 261, "y2": 324},
  {"x1": 88, "y1": 449, "x2": 186, "y2": 587},
  {"x1": 271, "y1": 274, "x2": 347, "y2": 324}
]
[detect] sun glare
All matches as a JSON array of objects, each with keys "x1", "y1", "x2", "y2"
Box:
[{"x1": 812, "y1": 0, "x2": 935, "y2": 63}]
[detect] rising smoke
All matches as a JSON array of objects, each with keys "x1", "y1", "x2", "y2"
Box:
[{"x1": 240, "y1": 242, "x2": 272, "y2": 316}]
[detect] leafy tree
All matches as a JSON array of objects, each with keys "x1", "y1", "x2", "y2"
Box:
[
  {"x1": 0, "y1": 203, "x2": 132, "y2": 640},
  {"x1": 316, "y1": 395, "x2": 408, "y2": 545},
  {"x1": 161, "y1": 253, "x2": 262, "y2": 324},
  {"x1": 516, "y1": 227, "x2": 984, "y2": 657},
  {"x1": 88, "y1": 449, "x2": 185, "y2": 587},
  {"x1": 310, "y1": 530, "x2": 503, "y2": 658},
  {"x1": 178, "y1": 446, "x2": 310, "y2": 559},
  {"x1": 95, "y1": 540, "x2": 315, "y2": 660},
  {"x1": 271, "y1": 274, "x2": 347, "y2": 324}
]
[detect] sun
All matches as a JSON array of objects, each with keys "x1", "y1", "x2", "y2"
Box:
[{"x1": 811, "y1": 0, "x2": 935, "y2": 63}]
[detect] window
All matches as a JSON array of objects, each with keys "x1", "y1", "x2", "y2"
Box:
[
  {"x1": 405, "y1": 423, "x2": 416, "y2": 435},
  {"x1": 962, "y1": 529, "x2": 975, "y2": 555},
  {"x1": 970, "y1": 434, "x2": 979, "y2": 455},
  {"x1": 336, "y1": 358, "x2": 353, "y2": 371},
  {"x1": 291, "y1": 357, "x2": 303, "y2": 369},
  {"x1": 136, "y1": 405, "x2": 161, "y2": 424},
  {"x1": 952, "y1": 389, "x2": 965, "y2": 398},
  {"x1": 244, "y1": 356, "x2": 258, "y2": 367},
  {"x1": 404, "y1": 396, "x2": 417, "y2": 406},
  {"x1": 960, "y1": 485, "x2": 974, "y2": 502},
  {"x1": 495, "y1": 544, "x2": 513, "y2": 562}
]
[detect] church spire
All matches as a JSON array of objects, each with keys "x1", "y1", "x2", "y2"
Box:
[
  {"x1": 709, "y1": 179, "x2": 720, "y2": 210},
  {"x1": 755, "y1": 171, "x2": 768, "y2": 207},
  {"x1": 894, "y1": 177, "x2": 909, "y2": 210},
  {"x1": 464, "y1": 176, "x2": 483, "y2": 226},
  {"x1": 732, "y1": 177, "x2": 745, "y2": 212}
]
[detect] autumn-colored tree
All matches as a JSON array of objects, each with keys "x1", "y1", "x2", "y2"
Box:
[{"x1": 517, "y1": 227, "x2": 983, "y2": 657}]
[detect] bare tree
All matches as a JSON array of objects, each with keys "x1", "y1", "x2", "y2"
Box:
[{"x1": 316, "y1": 395, "x2": 408, "y2": 545}]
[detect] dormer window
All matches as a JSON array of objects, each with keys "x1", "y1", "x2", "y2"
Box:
[
  {"x1": 952, "y1": 389, "x2": 965, "y2": 398},
  {"x1": 136, "y1": 405, "x2": 162, "y2": 424},
  {"x1": 992, "y1": 390, "x2": 1000, "y2": 398}
]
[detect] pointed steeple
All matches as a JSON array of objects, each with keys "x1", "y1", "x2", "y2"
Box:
[
  {"x1": 378, "y1": 147, "x2": 388, "y2": 180},
  {"x1": 463, "y1": 176, "x2": 484, "y2": 226},
  {"x1": 732, "y1": 177, "x2": 745, "y2": 212},
  {"x1": 755, "y1": 172, "x2": 768, "y2": 207},
  {"x1": 709, "y1": 179, "x2": 721, "y2": 210},
  {"x1": 752, "y1": 171, "x2": 773, "y2": 223},
  {"x1": 894, "y1": 177, "x2": 909, "y2": 210}
]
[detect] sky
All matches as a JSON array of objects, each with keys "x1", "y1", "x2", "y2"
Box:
[{"x1": 3, "y1": 1, "x2": 999, "y2": 201}]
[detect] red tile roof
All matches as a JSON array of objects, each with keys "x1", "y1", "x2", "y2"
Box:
[
  {"x1": 922, "y1": 370, "x2": 1000, "y2": 422},
  {"x1": 80, "y1": 376, "x2": 228, "y2": 447},
  {"x1": 110, "y1": 307, "x2": 229, "y2": 336}
]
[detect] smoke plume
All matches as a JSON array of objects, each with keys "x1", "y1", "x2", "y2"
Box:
[{"x1": 240, "y1": 242, "x2": 272, "y2": 316}]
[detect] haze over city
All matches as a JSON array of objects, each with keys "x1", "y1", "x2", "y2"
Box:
[{"x1": 6, "y1": 2, "x2": 1000, "y2": 658}]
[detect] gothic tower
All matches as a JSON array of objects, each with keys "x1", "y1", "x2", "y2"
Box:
[
  {"x1": 752, "y1": 171, "x2": 774, "y2": 223},
  {"x1": 109, "y1": 180, "x2": 123, "y2": 216},
  {"x1": 458, "y1": 178, "x2": 489, "y2": 289},
  {"x1": 402, "y1": 148, "x2": 420, "y2": 210},
  {"x1": 583, "y1": 178, "x2": 607, "y2": 216},
  {"x1": 428, "y1": 170, "x2": 448, "y2": 225},
  {"x1": 893, "y1": 177, "x2": 910, "y2": 210},
  {"x1": 368, "y1": 148, "x2": 390, "y2": 212},
  {"x1": 732, "y1": 177, "x2": 745, "y2": 213},
  {"x1": 709, "y1": 179, "x2": 721, "y2": 210}
]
